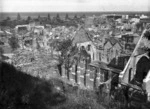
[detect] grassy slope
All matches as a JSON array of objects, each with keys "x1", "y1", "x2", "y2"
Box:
[{"x1": 0, "y1": 62, "x2": 105, "y2": 109}]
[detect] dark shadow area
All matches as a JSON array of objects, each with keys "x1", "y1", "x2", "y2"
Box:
[
  {"x1": 108, "y1": 56, "x2": 130, "y2": 70},
  {"x1": 0, "y1": 61, "x2": 105, "y2": 109},
  {"x1": 0, "y1": 61, "x2": 66, "y2": 109}
]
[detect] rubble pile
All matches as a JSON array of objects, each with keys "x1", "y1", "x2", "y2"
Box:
[{"x1": 12, "y1": 49, "x2": 59, "y2": 79}]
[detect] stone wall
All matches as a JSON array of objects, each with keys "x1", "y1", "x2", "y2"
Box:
[{"x1": 61, "y1": 62, "x2": 104, "y2": 90}]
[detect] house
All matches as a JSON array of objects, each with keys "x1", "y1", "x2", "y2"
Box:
[
  {"x1": 121, "y1": 32, "x2": 140, "y2": 53},
  {"x1": 140, "y1": 18, "x2": 150, "y2": 29},
  {"x1": 122, "y1": 23, "x2": 132, "y2": 31},
  {"x1": 102, "y1": 37, "x2": 123, "y2": 64},
  {"x1": 121, "y1": 34, "x2": 134, "y2": 43},
  {"x1": 73, "y1": 27, "x2": 103, "y2": 62},
  {"x1": 108, "y1": 56, "x2": 130, "y2": 71},
  {"x1": 85, "y1": 37, "x2": 125, "y2": 89}
]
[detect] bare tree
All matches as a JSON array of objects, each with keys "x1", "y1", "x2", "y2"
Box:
[
  {"x1": 47, "y1": 14, "x2": 51, "y2": 21},
  {"x1": 51, "y1": 39, "x2": 78, "y2": 78},
  {"x1": 65, "y1": 13, "x2": 69, "y2": 20}
]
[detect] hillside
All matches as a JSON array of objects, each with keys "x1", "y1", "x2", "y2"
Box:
[{"x1": 0, "y1": 61, "x2": 105, "y2": 109}]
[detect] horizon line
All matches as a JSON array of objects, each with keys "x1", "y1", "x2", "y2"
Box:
[{"x1": 1, "y1": 11, "x2": 150, "y2": 13}]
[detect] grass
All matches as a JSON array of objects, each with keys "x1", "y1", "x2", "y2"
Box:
[{"x1": 0, "y1": 61, "x2": 105, "y2": 109}]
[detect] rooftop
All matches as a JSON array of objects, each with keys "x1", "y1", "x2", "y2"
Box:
[{"x1": 73, "y1": 27, "x2": 91, "y2": 44}]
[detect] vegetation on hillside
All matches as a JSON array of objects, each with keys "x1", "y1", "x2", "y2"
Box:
[
  {"x1": 50, "y1": 38, "x2": 78, "y2": 77},
  {"x1": 0, "y1": 62, "x2": 105, "y2": 109}
]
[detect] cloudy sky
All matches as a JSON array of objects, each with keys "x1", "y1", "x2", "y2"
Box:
[{"x1": 0, "y1": 0, "x2": 150, "y2": 12}]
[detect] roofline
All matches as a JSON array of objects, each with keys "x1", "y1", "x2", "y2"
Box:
[{"x1": 104, "y1": 38, "x2": 123, "y2": 48}]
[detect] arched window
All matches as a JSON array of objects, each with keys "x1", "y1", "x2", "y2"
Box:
[
  {"x1": 116, "y1": 50, "x2": 118, "y2": 56},
  {"x1": 87, "y1": 45, "x2": 91, "y2": 51},
  {"x1": 81, "y1": 46, "x2": 85, "y2": 50}
]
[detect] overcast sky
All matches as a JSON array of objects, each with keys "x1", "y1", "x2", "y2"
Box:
[{"x1": 0, "y1": 0, "x2": 150, "y2": 12}]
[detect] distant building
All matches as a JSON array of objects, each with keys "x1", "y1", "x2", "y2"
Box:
[
  {"x1": 121, "y1": 32, "x2": 139, "y2": 53},
  {"x1": 140, "y1": 18, "x2": 150, "y2": 29},
  {"x1": 15, "y1": 25, "x2": 29, "y2": 33},
  {"x1": 84, "y1": 17, "x2": 95, "y2": 28},
  {"x1": 73, "y1": 27, "x2": 104, "y2": 62},
  {"x1": 101, "y1": 37, "x2": 123, "y2": 64},
  {"x1": 106, "y1": 14, "x2": 122, "y2": 20}
]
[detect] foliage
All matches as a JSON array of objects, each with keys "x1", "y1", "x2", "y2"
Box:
[
  {"x1": 52, "y1": 88, "x2": 105, "y2": 109},
  {"x1": 6, "y1": 17, "x2": 11, "y2": 21},
  {"x1": 47, "y1": 14, "x2": 51, "y2": 21},
  {"x1": 56, "y1": 13, "x2": 60, "y2": 20},
  {"x1": 143, "y1": 30, "x2": 150, "y2": 40},
  {"x1": 0, "y1": 62, "x2": 66, "y2": 109},
  {"x1": 55, "y1": 39, "x2": 78, "y2": 70},
  {"x1": 38, "y1": 15, "x2": 41, "y2": 20},
  {"x1": 74, "y1": 14, "x2": 78, "y2": 19},
  {"x1": 26, "y1": 16, "x2": 31, "y2": 22},
  {"x1": 0, "y1": 62, "x2": 106, "y2": 109},
  {"x1": 8, "y1": 36, "x2": 19, "y2": 51},
  {"x1": 81, "y1": 14, "x2": 86, "y2": 18},
  {"x1": 17, "y1": 13, "x2": 21, "y2": 20},
  {"x1": 65, "y1": 14, "x2": 69, "y2": 20},
  {"x1": 50, "y1": 38, "x2": 78, "y2": 77}
]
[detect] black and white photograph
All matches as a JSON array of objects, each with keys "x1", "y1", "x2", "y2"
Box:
[{"x1": 0, "y1": 0, "x2": 150, "y2": 109}]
